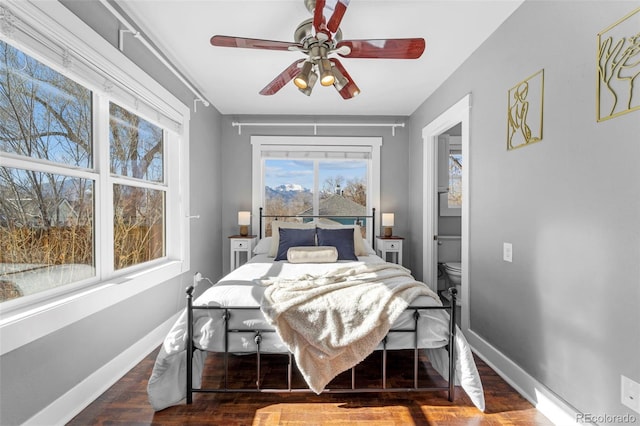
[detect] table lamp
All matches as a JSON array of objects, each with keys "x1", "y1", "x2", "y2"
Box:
[
  {"x1": 238, "y1": 211, "x2": 251, "y2": 236},
  {"x1": 382, "y1": 213, "x2": 394, "y2": 237}
]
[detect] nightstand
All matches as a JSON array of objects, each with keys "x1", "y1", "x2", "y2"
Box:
[
  {"x1": 376, "y1": 236, "x2": 404, "y2": 265},
  {"x1": 229, "y1": 235, "x2": 257, "y2": 271}
]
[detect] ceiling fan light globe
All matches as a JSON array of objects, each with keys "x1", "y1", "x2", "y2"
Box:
[
  {"x1": 320, "y1": 74, "x2": 335, "y2": 86},
  {"x1": 294, "y1": 76, "x2": 308, "y2": 89},
  {"x1": 294, "y1": 61, "x2": 313, "y2": 89},
  {"x1": 318, "y1": 58, "x2": 334, "y2": 86}
]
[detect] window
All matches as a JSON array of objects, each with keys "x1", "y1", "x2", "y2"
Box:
[
  {"x1": 439, "y1": 138, "x2": 462, "y2": 216},
  {"x1": 0, "y1": 0, "x2": 189, "y2": 322},
  {"x1": 253, "y1": 136, "x2": 381, "y2": 240},
  {"x1": 447, "y1": 150, "x2": 462, "y2": 209},
  {"x1": 0, "y1": 41, "x2": 97, "y2": 302},
  {"x1": 110, "y1": 103, "x2": 166, "y2": 270}
]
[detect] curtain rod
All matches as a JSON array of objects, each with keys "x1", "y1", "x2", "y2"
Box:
[
  {"x1": 99, "y1": 0, "x2": 210, "y2": 112},
  {"x1": 231, "y1": 121, "x2": 405, "y2": 136}
]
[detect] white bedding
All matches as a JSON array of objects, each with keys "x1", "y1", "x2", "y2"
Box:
[{"x1": 147, "y1": 254, "x2": 485, "y2": 411}]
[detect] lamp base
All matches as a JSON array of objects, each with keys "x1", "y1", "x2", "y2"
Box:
[
  {"x1": 384, "y1": 227, "x2": 392, "y2": 237},
  {"x1": 239, "y1": 225, "x2": 249, "y2": 236}
]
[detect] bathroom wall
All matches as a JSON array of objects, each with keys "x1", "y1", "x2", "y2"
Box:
[{"x1": 408, "y1": 0, "x2": 639, "y2": 419}]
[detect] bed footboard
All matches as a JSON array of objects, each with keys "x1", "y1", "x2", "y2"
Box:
[{"x1": 185, "y1": 286, "x2": 458, "y2": 403}]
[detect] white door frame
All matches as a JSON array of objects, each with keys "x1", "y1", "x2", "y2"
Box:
[{"x1": 422, "y1": 94, "x2": 471, "y2": 332}]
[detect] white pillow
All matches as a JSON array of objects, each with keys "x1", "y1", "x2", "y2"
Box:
[
  {"x1": 253, "y1": 237, "x2": 272, "y2": 255},
  {"x1": 362, "y1": 238, "x2": 377, "y2": 255},
  {"x1": 268, "y1": 221, "x2": 316, "y2": 257},
  {"x1": 287, "y1": 246, "x2": 338, "y2": 263},
  {"x1": 316, "y1": 223, "x2": 368, "y2": 256}
]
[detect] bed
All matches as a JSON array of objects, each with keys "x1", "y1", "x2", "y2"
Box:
[{"x1": 147, "y1": 210, "x2": 485, "y2": 411}]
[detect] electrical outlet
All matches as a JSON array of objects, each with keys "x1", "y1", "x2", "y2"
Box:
[
  {"x1": 503, "y1": 242, "x2": 513, "y2": 262},
  {"x1": 622, "y1": 375, "x2": 640, "y2": 413}
]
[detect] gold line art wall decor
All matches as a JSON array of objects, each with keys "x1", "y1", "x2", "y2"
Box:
[
  {"x1": 507, "y1": 69, "x2": 544, "y2": 151},
  {"x1": 597, "y1": 7, "x2": 640, "y2": 122}
]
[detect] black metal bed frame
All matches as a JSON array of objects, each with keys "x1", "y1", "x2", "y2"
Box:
[{"x1": 185, "y1": 208, "x2": 457, "y2": 403}]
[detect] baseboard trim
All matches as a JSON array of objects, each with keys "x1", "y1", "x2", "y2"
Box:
[
  {"x1": 25, "y1": 312, "x2": 180, "y2": 426},
  {"x1": 466, "y1": 329, "x2": 582, "y2": 426}
]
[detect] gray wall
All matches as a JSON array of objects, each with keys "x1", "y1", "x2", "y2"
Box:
[
  {"x1": 408, "y1": 0, "x2": 639, "y2": 418},
  {"x1": 219, "y1": 114, "x2": 411, "y2": 275},
  {"x1": 0, "y1": 2, "x2": 223, "y2": 424},
  {"x1": 4, "y1": 0, "x2": 638, "y2": 423}
]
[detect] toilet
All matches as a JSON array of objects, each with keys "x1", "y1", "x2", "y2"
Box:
[{"x1": 443, "y1": 262, "x2": 462, "y2": 305}]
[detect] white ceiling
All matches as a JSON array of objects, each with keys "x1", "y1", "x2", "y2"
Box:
[{"x1": 116, "y1": 0, "x2": 524, "y2": 116}]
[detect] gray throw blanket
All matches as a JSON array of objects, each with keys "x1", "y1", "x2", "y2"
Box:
[{"x1": 259, "y1": 263, "x2": 439, "y2": 393}]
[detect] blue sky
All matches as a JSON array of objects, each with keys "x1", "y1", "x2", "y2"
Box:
[{"x1": 265, "y1": 159, "x2": 367, "y2": 190}]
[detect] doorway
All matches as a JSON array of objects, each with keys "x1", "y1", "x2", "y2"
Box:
[{"x1": 422, "y1": 94, "x2": 471, "y2": 333}]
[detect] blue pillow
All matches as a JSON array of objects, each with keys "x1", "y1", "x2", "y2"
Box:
[
  {"x1": 275, "y1": 227, "x2": 316, "y2": 261},
  {"x1": 316, "y1": 227, "x2": 358, "y2": 261}
]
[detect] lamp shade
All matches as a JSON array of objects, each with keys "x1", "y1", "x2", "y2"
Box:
[
  {"x1": 382, "y1": 213, "x2": 395, "y2": 227},
  {"x1": 238, "y1": 211, "x2": 251, "y2": 226}
]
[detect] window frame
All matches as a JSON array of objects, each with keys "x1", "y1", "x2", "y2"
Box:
[
  {"x1": 251, "y1": 136, "x2": 381, "y2": 242},
  {"x1": 439, "y1": 137, "x2": 462, "y2": 217},
  {"x1": 0, "y1": 0, "x2": 191, "y2": 355}
]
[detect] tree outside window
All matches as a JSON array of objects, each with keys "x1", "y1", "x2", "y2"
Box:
[{"x1": 0, "y1": 42, "x2": 168, "y2": 303}]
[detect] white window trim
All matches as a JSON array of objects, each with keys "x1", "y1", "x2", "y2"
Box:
[
  {"x1": 0, "y1": 0, "x2": 191, "y2": 355},
  {"x1": 251, "y1": 136, "x2": 381, "y2": 241}
]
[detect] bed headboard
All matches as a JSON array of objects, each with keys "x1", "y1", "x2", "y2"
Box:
[{"x1": 259, "y1": 207, "x2": 376, "y2": 249}]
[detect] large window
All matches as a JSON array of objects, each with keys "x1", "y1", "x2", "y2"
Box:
[
  {"x1": 253, "y1": 136, "x2": 381, "y2": 240},
  {"x1": 264, "y1": 158, "x2": 368, "y2": 230},
  {"x1": 110, "y1": 103, "x2": 166, "y2": 270},
  {"x1": 0, "y1": 41, "x2": 96, "y2": 302},
  {"x1": 0, "y1": 7, "x2": 186, "y2": 309}
]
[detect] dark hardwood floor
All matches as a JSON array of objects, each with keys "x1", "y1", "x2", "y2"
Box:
[{"x1": 68, "y1": 346, "x2": 553, "y2": 425}]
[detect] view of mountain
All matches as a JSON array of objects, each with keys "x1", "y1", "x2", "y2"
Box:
[
  {"x1": 265, "y1": 184, "x2": 311, "y2": 202},
  {"x1": 271, "y1": 183, "x2": 309, "y2": 193}
]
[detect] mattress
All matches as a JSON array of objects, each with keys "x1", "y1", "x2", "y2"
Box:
[{"x1": 189, "y1": 254, "x2": 450, "y2": 353}]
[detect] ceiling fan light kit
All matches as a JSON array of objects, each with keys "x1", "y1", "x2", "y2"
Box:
[
  {"x1": 294, "y1": 61, "x2": 314, "y2": 89},
  {"x1": 210, "y1": 0, "x2": 425, "y2": 99}
]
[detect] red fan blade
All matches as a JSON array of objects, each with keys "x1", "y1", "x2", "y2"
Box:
[
  {"x1": 327, "y1": 0, "x2": 349, "y2": 34},
  {"x1": 329, "y1": 58, "x2": 360, "y2": 99},
  {"x1": 336, "y1": 38, "x2": 426, "y2": 59},
  {"x1": 313, "y1": 0, "x2": 350, "y2": 40},
  {"x1": 259, "y1": 59, "x2": 305, "y2": 95},
  {"x1": 210, "y1": 35, "x2": 301, "y2": 51}
]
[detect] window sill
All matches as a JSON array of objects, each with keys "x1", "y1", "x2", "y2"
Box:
[{"x1": 0, "y1": 260, "x2": 183, "y2": 356}]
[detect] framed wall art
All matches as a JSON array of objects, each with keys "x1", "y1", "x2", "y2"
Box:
[
  {"x1": 507, "y1": 69, "x2": 544, "y2": 150},
  {"x1": 597, "y1": 7, "x2": 640, "y2": 122}
]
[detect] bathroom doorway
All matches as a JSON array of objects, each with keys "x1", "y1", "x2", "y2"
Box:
[
  {"x1": 436, "y1": 127, "x2": 462, "y2": 320},
  {"x1": 422, "y1": 94, "x2": 470, "y2": 333}
]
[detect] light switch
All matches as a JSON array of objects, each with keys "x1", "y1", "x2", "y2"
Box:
[
  {"x1": 503, "y1": 242, "x2": 513, "y2": 262},
  {"x1": 622, "y1": 375, "x2": 640, "y2": 413}
]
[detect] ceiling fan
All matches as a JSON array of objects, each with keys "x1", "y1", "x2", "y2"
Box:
[{"x1": 210, "y1": 0, "x2": 426, "y2": 99}]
